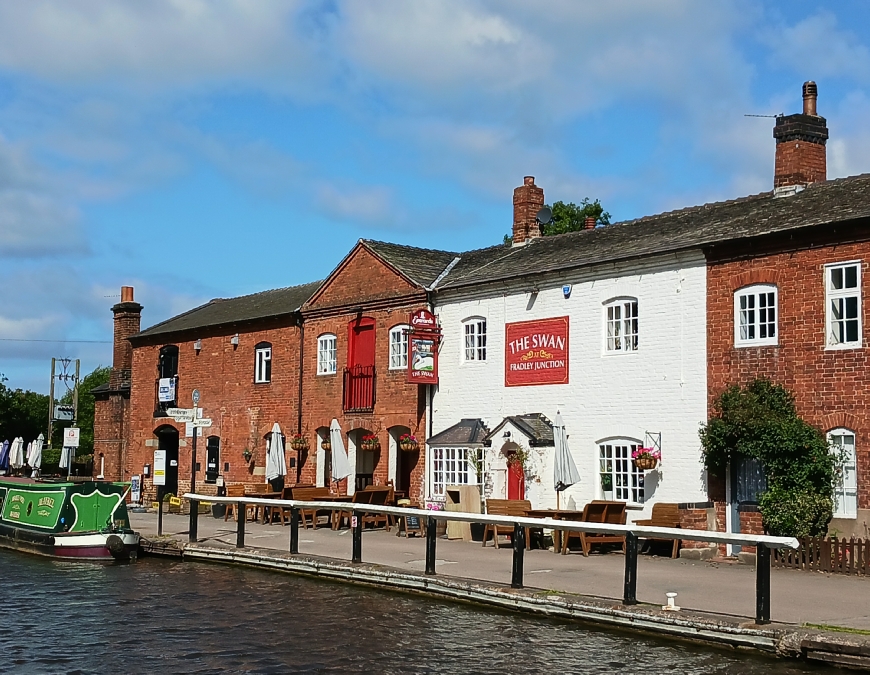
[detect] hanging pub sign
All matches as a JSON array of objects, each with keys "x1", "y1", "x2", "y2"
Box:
[
  {"x1": 505, "y1": 316, "x2": 570, "y2": 387},
  {"x1": 407, "y1": 309, "x2": 441, "y2": 385}
]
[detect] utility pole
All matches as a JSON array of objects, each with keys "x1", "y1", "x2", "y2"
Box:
[{"x1": 47, "y1": 358, "x2": 56, "y2": 447}]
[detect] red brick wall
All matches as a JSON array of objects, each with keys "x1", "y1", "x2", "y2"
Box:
[
  {"x1": 708, "y1": 243, "x2": 870, "y2": 509},
  {"x1": 308, "y1": 246, "x2": 418, "y2": 309},
  {"x1": 774, "y1": 140, "x2": 826, "y2": 188},
  {"x1": 679, "y1": 508, "x2": 710, "y2": 549}
]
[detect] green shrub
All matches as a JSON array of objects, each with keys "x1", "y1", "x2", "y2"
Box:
[{"x1": 759, "y1": 485, "x2": 833, "y2": 538}]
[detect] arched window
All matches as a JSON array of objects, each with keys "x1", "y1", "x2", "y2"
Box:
[
  {"x1": 156, "y1": 345, "x2": 179, "y2": 410},
  {"x1": 158, "y1": 345, "x2": 179, "y2": 378},
  {"x1": 598, "y1": 438, "x2": 644, "y2": 504},
  {"x1": 828, "y1": 428, "x2": 857, "y2": 518},
  {"x1": 463, "y1": 317, "x2": 487, "y2": 361},
  {"x1": 389, "y1": 325, "x2": 409, "y2": 370},
  {"x1": 317, "y1": 334, "x2": 337, "y2": 375},
  {"x1": 604, "y1": 298, "x2": 638, "y2": 352},
  {"x1": 734, "y1": 284, "x2": 778, "y2": 347},
  {"x1": 254, "y1": 341, "x2": 272, "y2": 383}
]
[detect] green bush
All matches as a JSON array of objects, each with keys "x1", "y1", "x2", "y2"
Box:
[{"x1": 758, "y1": 486, "x2": 833, "y2": 538}]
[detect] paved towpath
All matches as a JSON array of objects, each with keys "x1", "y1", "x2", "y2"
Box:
[{"x1": 131, "y1": 512, "x2": 870, "y2": 630}]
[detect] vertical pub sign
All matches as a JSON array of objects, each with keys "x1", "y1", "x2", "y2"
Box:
[
  {"x1": 505, "y1": 316, "x2": 570, "y2": 386},
  {"x1": 407, "y1": 309, "x2": 440, "y2": 384}
]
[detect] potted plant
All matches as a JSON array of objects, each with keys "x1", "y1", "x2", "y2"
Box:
[
  {"x1": 321, "y1": 439, "x2": 331, "y2": 451},
  {"x1": 290, "y1": 433, "x2": 309, "y2": 452},
  {"x1": 399, "y1": 433, "x2": 419, "y2": 452},
  {"x1": 632, "y1": 446, "x2": 661, "y2": 471},
  {"x1": 242, "y1": 447, "x2": 252, "y2": 463},
  {"x1": 361, "y1": 434, "x2": 380, "y2": 451},
  {"x1": 601, "y1": 473, "x2": 613, "y2": 500}
]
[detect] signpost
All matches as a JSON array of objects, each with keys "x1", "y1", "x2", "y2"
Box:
[
  {"x1": 189, "y1": 390, "x2": 201, "y2": 543},
  {"x1": 154, "y1": 449, "x2": 166, "y2": 536}
]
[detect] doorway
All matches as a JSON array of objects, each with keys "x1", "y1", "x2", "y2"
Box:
[
  {"x1": 205, "y1": 436, "x2": 220, "y2": 484},
  {"x1": 508, "y1": 461, "x2": 525, "y2": 500},
  {"x1": 156, "y1": 426, "x2": 179, "y2": 496},
  {"x1": 348, "y1": 317, "x2": 376, "y2": 368}
]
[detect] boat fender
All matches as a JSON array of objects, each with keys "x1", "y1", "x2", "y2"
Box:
[{"x1": 106, "y1": 534, "x2": 128, "y2": 561}]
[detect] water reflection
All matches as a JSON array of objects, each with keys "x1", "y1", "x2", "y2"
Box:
[{"x1": 0, "y1": 551, "x2": 837, "y2": 674}]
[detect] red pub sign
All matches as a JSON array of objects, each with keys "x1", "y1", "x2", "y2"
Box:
[
  {"x1": 407, "y1": 309, "x2": 440, "y2": 385},
  {"x1": 505, "y1": 316, "x2": 570, "y2": 387}
]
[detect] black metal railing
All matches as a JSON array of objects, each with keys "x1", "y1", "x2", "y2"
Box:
[{"x1": 343, "y1": 365, "x2": 376, "y2": 412}]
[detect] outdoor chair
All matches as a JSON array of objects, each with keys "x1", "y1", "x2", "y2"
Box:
[
  {"x1": 333, "y1": 490, "x2": 373, "y2": 530},
  {"x1": 634, "y1": 502, "x2": 682, "y2": 558},
  {"x1": 481, "y1": 499, "x2": 532, "y2": 549},
  {"x1": 293, "y1": 486, "x2": 333, "y2": 528},
  {"x1": 561, "y1": 501, "x2": 626, "y2": 556},
  {"x1": 265, "y1": 487, "x2": 295, "y2": 525},
  {"x1": 361, "y1": 487, "x2": 392, "y2": 530},
  {"x1": 224, "y1": 485, "x2": 256, "y2": 523}
]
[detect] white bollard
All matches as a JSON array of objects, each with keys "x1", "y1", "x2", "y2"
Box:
[{"x1": 662, "y1": 592, "x2": 680, "y2": 611}]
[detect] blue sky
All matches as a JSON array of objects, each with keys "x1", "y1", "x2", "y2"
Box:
[{"x1": 2, "y1": 0, "x2": 870, "y2": 393}]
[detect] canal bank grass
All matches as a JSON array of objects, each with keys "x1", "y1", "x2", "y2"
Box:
[{"x1": 804, "y1": 623, "x2": 870, "y2": 636}]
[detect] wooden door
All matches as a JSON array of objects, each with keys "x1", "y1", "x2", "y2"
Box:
[
  {"x1": 508, "y1": 462, "x2": 525, "y2": 500},
  {"x1": 349, "y1": 318, "x2": 376, "y2": 368}
]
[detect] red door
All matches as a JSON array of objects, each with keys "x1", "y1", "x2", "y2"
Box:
[
  {"x1": 508, "y1": 461, "x2": 525, "y2": 500},
  {"x1": 349, "y1": 318, "x2": 375, "y2": 368},
  {"x1": 344, "y1": 318, "x2": 376, "y2": 412}
]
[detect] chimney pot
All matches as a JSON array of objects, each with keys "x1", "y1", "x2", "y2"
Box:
[
  {"x1": 121, "y1": 286, "x2": 134, "y2": 303},
  {"x1": 802, "y1": 80, "x2": 818, "y2": 116},
  {"x1": 585, "y1": 216, "x2": 596, "y2": 230},
  {"x1": 524, "y1": 176, "x2": 535, "y2": 186}
]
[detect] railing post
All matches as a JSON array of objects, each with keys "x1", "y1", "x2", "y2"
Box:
[
  {"x1": 188, "y1": 499, "x2": 199, "y2": 543},
  {"x1": 425, "y1": 516, "x2": 437, "y2": 575},
  {"x1": 756, "y1": 544, "x2": 771, "y2": 624},
  {"x1": 511, "y1": 523, "x2": 525, "y2": 589},
  {"x1": 623, "y1": 532, "x2": 638, "y2": 605},
  {"x1": 157, "y1": 487, "x2": 164, "y2": 537},
  {"x1": 236, "y1": 502, "x2": 246, "y2": 548},
  {"x1": 290, "y1": 507, "x2": 299, "y2": 554},
  {"x1": 352, "y1": 509, "x2": 362, "y2": 563}
]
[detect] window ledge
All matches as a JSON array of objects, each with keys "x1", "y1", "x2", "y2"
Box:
[
  {"x1": 825, "y1": 343, "x2": 863, "y2": 351},
  {"x1": 734, "y1": 342, "x2": 779, "y2": 349}
]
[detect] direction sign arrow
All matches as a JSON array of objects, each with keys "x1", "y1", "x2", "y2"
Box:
[
  {"x1": 167, "y1": 407, "x2": 194, "y2": 418},
  {"x1": 191, "y1": 418, "x2": 213, "y2": 428}
]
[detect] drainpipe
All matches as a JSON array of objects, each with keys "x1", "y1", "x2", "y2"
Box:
[
  {"x1": 296, "y1": 318, "x2": 305, "y2": 483},
  {"x1": 425, "y1": 292, "x2": 437, "y2": 502}
]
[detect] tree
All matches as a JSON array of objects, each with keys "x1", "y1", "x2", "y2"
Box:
[
  {"x1": 0, "y1": 373, "x2": 50, "y2": 446},
  {"x1": 699, "y1": 379, "x2": 836, "y2": 538},
  {"x1": 504, "y1": 199, "x2": 612, "y2": 245}
]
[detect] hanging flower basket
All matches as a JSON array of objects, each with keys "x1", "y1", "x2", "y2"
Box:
[
  {"x1": 361, "y1": 434, "x2": 380, "y2": 451},
  {"x1": 242, "y1": 448, "x2": 252, "y2": 463},
  {"x1": 399, "y1": 433, "x2": 419, "y2": 452},
  {"x1": 632, "y1": 447, "x2": 660, "y2": 471},
  {"x1": 290, "y1": 435, "x2": 309, "y2": 452},
  {"x1": 321, "y1": 440, "x2": 331, "y2": 451}
]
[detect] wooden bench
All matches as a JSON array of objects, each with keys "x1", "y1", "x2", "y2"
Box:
[
  {"x1": 561, "y1": 501, "x2": 626, "y2": 556},
  {"x1": 634, "y1": 502, "x2": 682, "y2": 558},
  {"x1": 224, "y1": 485, "x2": 256, "y2": 522},
  {"x1": 293, "y1": 486, "x2": 333, "y2": 528},
  {"x1": 482, "y1": 499, "x2": 532, "y2": 550}
]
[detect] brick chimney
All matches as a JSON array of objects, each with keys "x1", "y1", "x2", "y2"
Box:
[
  {"x1": 773, "y1": 81, "x2": 828, "y2": 195},
  {"x1": 109, "y1": 286, "x2": 142, "y2": 391},
  {"x1": 512, "y1": 176, "x2": 545, "y2": 246}
]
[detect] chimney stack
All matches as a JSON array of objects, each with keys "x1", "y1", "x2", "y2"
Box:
[
  {"x1": 110, "y1": 286, "x2": 142, "y2": 391},
  {"x1": 512, "y1": 176, "x2": 545, "y2": 246},
  {"x1": 773, "y1": 81, "x2": 828, "y2": 194}
]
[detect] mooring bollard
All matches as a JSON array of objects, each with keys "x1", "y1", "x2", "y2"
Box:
[
  {"x1": 289, "y1": 507, "x2": 299, "y2": 554},
  {"x1": 236, "y1": 502, "x2": 246, "y2": 548},
  {"x1": 623, "y1": 532, "x2": 638, "y2": 605},
  {"x1": 188, "y1": 499, "x2": 199, "y2": 543},
  {"x1": 425, "y1": 516, "x2": 437, "y2": 575},
  {"x1": 352, "y1": 509, "x2": 363, "y2": 563},
  {"x1": 756, "y1": 544, "x2": 771, "y2": 624},
  {"x1": 511, "y1": 523, "x2": 525, "y2": 589}
]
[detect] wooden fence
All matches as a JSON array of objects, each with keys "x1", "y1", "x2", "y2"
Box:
[{"x1": 774, "y1": 537, "x2": 870, "y2": 575}]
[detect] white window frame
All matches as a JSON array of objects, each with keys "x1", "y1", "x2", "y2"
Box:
[
  {"x1": 734, "y1": 284, "x2": 778, "y2": 347},
  {"x1": 604, "y1": 298, "x2": 639, "y2": 353},
  {"x1": 828, "y1": 428, "x2": 857, "y2": 519},
  {"x1": 826, "y1": 261, "x2": 862, "y2": 349},
  {"x1": 463, "y1": 318, "x2": 487, "y2": 362},
  {"x1": 389, "y1": 325, "x2": 409, "y2": 370},
  {"x1": 599, "y1": 440, "x2": 644, "y2": 504},
  {"x1": 317, "y1": 334, "x2": 337, "y2": 375},
  {"x1": 430, "y1": 446, "x2": 479, "y2": 497},
  {"x1": 254, "y1": 344, "x2": 272, "y2": 383}
]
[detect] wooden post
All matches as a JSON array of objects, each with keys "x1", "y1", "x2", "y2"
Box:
[
  {"x1": 352, "y1": 509, "x2": 362, "y2": 563},
  {"x1": 511, "y1": 523, "x2": 525, "y2": 589},
  {"x1": 425, "y1": 516, "x2": 437, "y2": 575},
  {"x1": 290, "y1": 507, "x2": 299, "y2": 554},
  {"x1": 756, "y1": 544, "x2": 771, "y2": 624},
  {"x1": 623, "y1": 532, "x2": 638, "y2": 605},
  {"x1": 236, "y1": 503, "x2": 246, "y2": 548},
  {"x1": 188, "y1": 499, "x2": 198, "y2": 543}
]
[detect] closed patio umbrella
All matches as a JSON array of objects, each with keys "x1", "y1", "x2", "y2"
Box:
[
  {"x1": 28, "y1": 433, "x2": 44, "y2": 477},
  {"x1": 60, "y1": 446, "x2": 75, "y2": 471},
  {"x1": 0, "y1": 439, "x2": 9, "y2": 474},
  {"x1": 329, "y1": 419, "x2": 352, "y2": 488},
  {"x1": 553, "y1": 412, "x2": 580, "y2": 509},
  {"x1": 265, "y1": 423, "x2": 287, "y2": 484},
  {"x1": 9, "y1": 437, "x2": 24, "y2": 470}
]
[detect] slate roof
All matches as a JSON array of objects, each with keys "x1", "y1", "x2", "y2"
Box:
[
  {"x1": 132, "y1": 280, "x2": 322, "y2": 340},
  {"x1": 486, "y1": 413, "x2": 554, "y2": 447},
  {"x1": 362, "y1": 240, "x2": 459, "y2": 288},
  {"x1": 427, "y1": 418, "x2": 490, "y2": 446},
  {"x1": 436, "y1": 173, "x2": 870, "y2": 290}
]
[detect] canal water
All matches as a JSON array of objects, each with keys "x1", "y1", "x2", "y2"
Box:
[{"x1": 0, "y1": 550, "x2": 841, "y2": 675}]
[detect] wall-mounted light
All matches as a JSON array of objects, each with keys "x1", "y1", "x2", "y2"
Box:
[
  {"x1": 194, "y1": 339, "x2": 202, "y2": 352},
  {"x1": 230, "y1": 334, "x2": 240, "y2": 347},
  {"x1": 503, "y1": 430, "x2": 511, "y2": 439}
]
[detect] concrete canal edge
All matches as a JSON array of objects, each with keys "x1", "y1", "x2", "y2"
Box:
[{"x1": 180, "y1": 543, "x2": 870, "y2": 669}]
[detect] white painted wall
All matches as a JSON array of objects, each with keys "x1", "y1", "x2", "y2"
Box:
[{"x1": 431, "y1": 251, "x2": 709, "y2": 521}]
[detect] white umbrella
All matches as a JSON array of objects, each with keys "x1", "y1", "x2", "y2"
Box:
[
  {"x1": 29, "y1": 433, "x2": 44, "y2": 477},
  {"x1": 265, "y1": 423, "x2": 287, "y2": 482},
  {"x1": 329, "y1": 419, "x2": 353, "y2": 485},
  {"x1": 60, "y1": 446, "x2": 75, "y2": 470},
  {"x1": 9, "y1": 437, "x2": 24, "y2": 470},
  {"x1": 553, "y1": 412, "x2": 580, "y2": 509}
]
